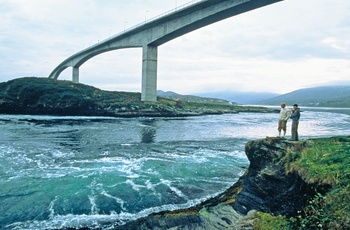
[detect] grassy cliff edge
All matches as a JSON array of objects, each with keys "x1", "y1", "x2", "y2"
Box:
[{"x1": 254, "y1": 136, "x2": 350, "y2": 229}]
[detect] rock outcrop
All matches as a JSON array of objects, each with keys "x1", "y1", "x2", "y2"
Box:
[
  {"x1": 0, "y1": 77, "x2": 275, "y2": 117},
  {"x1": 232, "y1": 137, "x2": 314, "y2": 216},
  {"x1": 115, "y1": 138, "x2": 317, "y2": 229}
]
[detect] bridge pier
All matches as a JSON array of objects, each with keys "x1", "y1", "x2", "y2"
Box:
[
  {"x1": 141, "y1": 45, "x2": 158, "y2": 102},
  {"x1": 72, "y1": 67, "x2": 79, "y2": 83}
]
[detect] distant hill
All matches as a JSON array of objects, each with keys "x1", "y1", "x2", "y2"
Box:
[
  {"x1": 157, "y1": 90, "x2": 235, "y2": 105},
  {"x1": 195, "y1": 91, "x2": 280, "y2": 104},
  {"x1": 257, "y1": 86, "x2": 350, "y2": 107}
]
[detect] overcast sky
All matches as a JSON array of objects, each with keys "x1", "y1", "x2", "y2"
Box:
[{"x1": 1, "y1": 0, "x2": 350, "y2": 94}]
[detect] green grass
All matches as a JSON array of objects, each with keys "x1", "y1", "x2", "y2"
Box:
[
  {"x1": 255, "y1": 136, "x2": 350, "y2": 229},
  {"x1": 253, "y1": 212, "x2": 289, "y2": 230},
  {"x1": 290, "y1": 137, "x2": 350, "y2": 186}
]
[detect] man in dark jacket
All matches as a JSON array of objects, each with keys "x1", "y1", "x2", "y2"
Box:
[{"x1": 290, "y1": 104, "x2": 301, "y2": 141}]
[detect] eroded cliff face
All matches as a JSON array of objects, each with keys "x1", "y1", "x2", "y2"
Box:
[
  {"x1": 233, "y1": 137, "x2": 314, "y2": 216},
  {"x1": 115, "y1": 138, "x2": 317, "y2": 230}
]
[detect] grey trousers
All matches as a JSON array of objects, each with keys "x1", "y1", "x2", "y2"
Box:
[{"x1": 291, "y1": 120, "x2": 299, "y2": 141}]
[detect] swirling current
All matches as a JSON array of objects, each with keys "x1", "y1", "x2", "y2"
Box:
[{"x1": 0, "y1": 110, "x2": 349, "y2": 229}]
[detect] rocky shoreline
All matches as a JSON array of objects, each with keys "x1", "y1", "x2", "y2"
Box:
[
  {"x1": 0, "y1": 77, "x2": 276, "y2": 117},
  {"x1": 114, "y1": 137, "x2": 320, "y2": 229}
]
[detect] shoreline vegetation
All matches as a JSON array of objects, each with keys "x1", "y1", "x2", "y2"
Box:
[{"x1": 0, "y1": 77, "x2": 276, "y2": 117}]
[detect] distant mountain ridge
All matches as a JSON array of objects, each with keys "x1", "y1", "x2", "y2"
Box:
[
  {"x1": 195, "y1": 91, "x2": 280, "y2": 104},
  {"x1": 257, "y1": 85, "x2": 350, "y2": 107},
  {"x1": 159, "y1": 85, "x2": 350, "y2": 108},
  {"x1": 157, "y1": 90, "x2": 235, "y2": 105},
  {"x1": 158, "y1": 90, "x2": 279, "y2": 105}
]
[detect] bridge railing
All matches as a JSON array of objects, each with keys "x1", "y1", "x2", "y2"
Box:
[
  {"x1": 142, "y1": 0, "x2": 206, "y2": 26},
  {"x1": 100, "y1": 0, "x2": 206, "y2": 43},
  {"x1": 75, "y1": 0, "x2": 206, "y2": 55}
]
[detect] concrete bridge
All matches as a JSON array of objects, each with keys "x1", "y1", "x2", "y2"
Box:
[{"x1": 49, "y1": 0, "x2": 284, "y2": 102}]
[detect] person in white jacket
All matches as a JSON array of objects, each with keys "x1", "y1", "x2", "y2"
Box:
[{"x1": 278, "y1": 102, "x2": 290, "y2": 137}]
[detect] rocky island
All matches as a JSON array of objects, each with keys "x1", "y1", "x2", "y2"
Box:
[{"x1": 0, "y1": 77, "x2": 274, "y2": 117}]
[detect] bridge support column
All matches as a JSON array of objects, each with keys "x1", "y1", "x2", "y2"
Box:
[
  {"x1": 72, "y1": 67, "x2": 79, "y2": 83},
  {"x1": 141, "y1": 45, "x2": 158, "y2": 102}
]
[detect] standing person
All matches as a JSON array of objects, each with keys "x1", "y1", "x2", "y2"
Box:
[
  {"x1": 290, "y1": 104, "x2": 301, "y2": 141},
  {"x1": 278, "y1": 102, "x2": 290, "y2": 138}
]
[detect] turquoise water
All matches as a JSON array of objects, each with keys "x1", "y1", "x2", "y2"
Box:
[{"x1": 1, "y1": 111, "x2": 349, "y2": 229}]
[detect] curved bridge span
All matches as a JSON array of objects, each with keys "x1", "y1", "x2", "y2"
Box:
[{"x1": 49, "y1": 0, "x2": 284, "y2": 101}]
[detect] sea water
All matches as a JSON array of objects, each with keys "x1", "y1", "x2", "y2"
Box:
[{"x1": 0, "y1": 111, "x2": 349, "y2": 229}]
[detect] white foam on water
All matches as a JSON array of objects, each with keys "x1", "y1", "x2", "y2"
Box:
[
  {"x1": 144, "y1": 166, "x2": 161, "y2": 176},
  {"x1": 50, "y1": 149, "x2": 76, "y2": 159},
  {"x1": 121, "y1": 143, "x2": 134, "y2": 146},
  {"x1": 88, "y1": 179, "x2": 104, "y2": 214},
  {"x1": 1, "y1": 144, "x2": 86, "y2": 181},
  {"x1": 5, "y1": 187, "x2": 232, "y2": 230},
  {"x1": 88, "y1": 194, "x2": 100, "y2": 215},
  {"x1": 100, "y1": 189, "x2": 127, "y2": 211},
  {"x1": 66, "y1": 156, "x2": 143, "y2": 179},
  {"x1": 160, "y1": 179, "x2": 188, "y2": 200},
  {"x1": 87, "y1": 178, "x2": 128, "y2": 212},
  {"x1": 117, "y1": 158, "x2": 143, "y2": 179},
  {"x1": 7, "y1": 213, "x2": 123, "y2": 230},
  {"x1": 48, "y1": 196, "x2": 58, "y2": 220},
  {"x1": 233, "y1": 150, "x2": 249, "y2": 159},
  {"x1": 145, "y1": 179, "x2": 157, "y2": 191},
  {"x1": 125, "y1": 179, "x2": 144, "y2": 192}
]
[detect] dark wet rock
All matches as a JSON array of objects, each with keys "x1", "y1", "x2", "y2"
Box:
[{"x1": 232, "y1": 137, "x2": 314, "y2": 216}]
